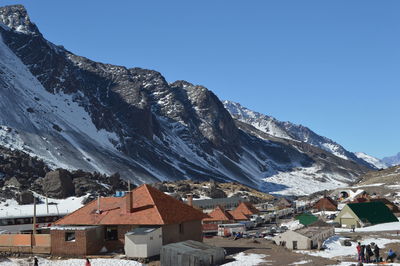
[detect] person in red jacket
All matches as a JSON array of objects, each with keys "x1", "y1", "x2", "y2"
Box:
[
  {"x1": 356, "y1": 242, "x2": 362, "y2": 262},
  {"x1": 85, "y1": 258, "x2": 91, "y2": 266}
]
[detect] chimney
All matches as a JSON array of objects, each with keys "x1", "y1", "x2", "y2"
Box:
[
  {"x1": 125, "y1": 191, "x2": 133, "y2": 213},
  {"x1": 187, "y1": 194, "x2": 193, "y2": 207}
]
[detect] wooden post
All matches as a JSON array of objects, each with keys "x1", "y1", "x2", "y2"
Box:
[{"x1": 33, "y1": 197, "x2": 37, "y2": 234}]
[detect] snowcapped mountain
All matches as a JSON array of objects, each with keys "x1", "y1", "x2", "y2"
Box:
[
  {"x1": 354, "y1": 152, "x2": 387, "y2": 169},
  {"x1": 382, "y1": 153, "x2": 400, "y2": 167},
  {"x1": 223, "y1": 101, "x2": 376, "y2": 169},
  {"x1": 0, "y1": 5, "x2": 373, "y2": 196}
]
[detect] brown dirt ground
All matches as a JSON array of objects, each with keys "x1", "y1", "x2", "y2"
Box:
[{"x1": 204, "y1": 236, "x2": 338, "y2": 266}]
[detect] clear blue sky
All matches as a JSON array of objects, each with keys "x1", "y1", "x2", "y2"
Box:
[{"x1": 2, "y1": 1, "x2": 399, "y2": 158}]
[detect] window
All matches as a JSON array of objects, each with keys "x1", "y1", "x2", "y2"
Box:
[
  {"x1": 105, "y1": 226, "x2": 118, "y2": 241},
  {"x1": 65, "y1": 232, "x2": 76, "y2": 242},
  {"x1": 179, "y1": 223, "x2": 184, "y2": 234}
]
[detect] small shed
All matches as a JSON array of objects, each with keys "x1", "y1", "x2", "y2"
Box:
[
  {"x1": 125, "y1": 227, "x2": 162, "y2": 258},
  {"x1": 160, "y1": 240, "x2": 225, "y2": 266}
]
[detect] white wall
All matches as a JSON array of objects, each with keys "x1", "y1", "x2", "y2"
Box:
[{"x1": 125, "y1": 227, "x2": 162, "y2": 258}]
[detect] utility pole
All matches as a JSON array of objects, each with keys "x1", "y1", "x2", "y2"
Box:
[
  {"x1": 32, "y1": 197, "x2": 37, "y2": 234},
  {"x1": 46, "y1": 194, "x2": 49, "y2": 214}
]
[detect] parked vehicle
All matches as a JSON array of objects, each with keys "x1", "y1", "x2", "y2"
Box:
[{"x1": 218, "y1": 223, "x2": 246, "y2": 237}]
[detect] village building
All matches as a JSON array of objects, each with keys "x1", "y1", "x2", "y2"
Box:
[
  {"x1": 276, "y1": 197, "x2": 293, "y2": 209},
  {"x1": 228, "y1": 201, "x2": 259, "y2": 221},
  {"x1": 184, "y1": 197, "x2": 244, "y2": 212},
  {"x1": 202, "y1": 205, "x2": 234, "y2": 234},
  {"x1": 273, "y1": 220, "x2": 334, "y2": 250},
  {"x1": 313, "y1": 197, "x2": 338, "y2": 211},
  {"x1": 50, "y1": 184, "x2": 206, "y2": 257},
  {"x1": 161, "y1": 240, "x2": 225, "y2": 266},
  {"x1": 334, "y1": 201, "x2": 398, "y2": 228},
  {"x1": 295, "y1": 213, "x2": 318, "y2": 226}
]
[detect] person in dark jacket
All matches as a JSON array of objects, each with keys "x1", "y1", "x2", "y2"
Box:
[
  {"x1": 360, "y1": 245, "x2": 366, "y2": 262},
  {"x1": 365, "y1": 244, "x2": 373, "y2": 263},
  {"x1": 374, "y1": 244, "x2": 380, "y2": 262}
]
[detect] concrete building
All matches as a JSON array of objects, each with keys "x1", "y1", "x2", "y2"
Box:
[
  {"x1": 51, "y1": 184, "x2": 206, "y2": 257},
  {"x1": 161, "y1": 240, "x2": 225, "y2": 266},
  {"x1": 334, "y1": 201, "x2": 398, "y2": 228},
  {"x1": 273, "y1": 221, "x2": 334, "y2": 250},
  {"x1": 184, "y1": 197, "x2": 245, "y2": 212},
  {"x1": 125, "y1": 227, "x2": 162, "y2": 258}
]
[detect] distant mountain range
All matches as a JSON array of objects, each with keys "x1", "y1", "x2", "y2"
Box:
[
  {"x1": 0, "y1": 4, "x2": 377, "y2": 196},
  {"x1": 382, "y1": 153, "x2": 400, "y2": 167}
]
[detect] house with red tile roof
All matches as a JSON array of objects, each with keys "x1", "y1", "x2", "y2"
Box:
[
  {"x1": 229, "y1": 202, "x2": 260, "y2": 221},
  {"x1": 313, "y1": 197, "x2": 338, "y2": 211},
  {"x1": 50, "y1": 184, "x2": 207, "y2": 257}
]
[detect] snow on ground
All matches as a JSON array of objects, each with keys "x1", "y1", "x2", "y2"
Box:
[
  {"x1": 289, "y1": 260, "x2": 312, "y2": 265},
  {"x1": 264, "y1": 164, "x2": 349, "y2": 196},
  {"x1": 297, "y1": 235, "x2": 400, "y2": 259},
  {"x1": 280, "y1": 220, "x2": 304, "y2": 231},
  {"x1": 0, "y1": 257, "x2": 143, "y2": 265},
  {"x1": 335, "y1": 221, "x2": 400, "y2": 233},
  {"x1": 222, "y1": 252, "x2": 272, "y2": 266},
  {"x1": 351, "y1": 183, "x2": 385, "y2": 189},
  {"x1": 0, "y1": 193, "x2": 87, "y2": 218}
]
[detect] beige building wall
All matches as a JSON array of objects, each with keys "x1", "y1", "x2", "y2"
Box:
[
  {"x1": 125, "y1": 227, "x2": 162, "y2": 258},
  {"x1": 334, "y1": 205, "x2": 360, "y2": 228},
  {"x1": 162, "y1": 220, "x2": 202, "y2": 245},
  {"x1": 273, "y1": 230, "x2": 311, "y2": 250}
]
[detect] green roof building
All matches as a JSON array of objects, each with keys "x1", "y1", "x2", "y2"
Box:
[
  {"x1": 334, "y1": 201, "x2": 398, "y2": 228},
  {"x1": 295, "y1": 213, "x2": 318, "y2": 226}
]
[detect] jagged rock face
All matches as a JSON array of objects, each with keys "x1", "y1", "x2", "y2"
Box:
[
  {"x1": 42, "y1": 169, "x2": 75, "y2": 199},
  {"x1": 0, "y1": 5, "x2": 374, "y2": 195}
]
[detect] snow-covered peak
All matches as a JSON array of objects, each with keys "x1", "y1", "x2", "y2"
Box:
[
  {"x1": 0, "y1": 5, "x2": 39, "y2": 35},
  {"x1": 354, "y1": 152, "x2": 387, "y2": 169},
  {"x1": 223, "y1": 100, "x2": 375, "y2": 167},
  {"x1": 382, "y1": 152, "x2": 400, "y2": 167}
]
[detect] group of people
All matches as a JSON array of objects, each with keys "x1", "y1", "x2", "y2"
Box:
[
  {"x1": 356, "y1": 242, "x2": 380, "y2": 263},
  {"x1": 356, "y1": 242, "x2": 397, "y2": 263}
]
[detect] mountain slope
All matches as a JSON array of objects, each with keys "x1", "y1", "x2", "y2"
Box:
[
  {"x1": 223, "y1": 101, "x2": 375, "y2": 168},
  {"x1": 354, "y1": 152, "x2": 387, "y2": 169},
  {"x1": 0, "y1": 5, "x2": 373, "y2": 195},
  {"x1": 382, "y1": 153, "x2": 400, "y2": 167}
]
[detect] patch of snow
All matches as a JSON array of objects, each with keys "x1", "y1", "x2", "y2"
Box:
[
  {"x1": 335, "y1": 221, "x2": 400, "y2": 233},
  {"x1": 222, "y1": 252, "x2": 272, "y2": 266},
  {"x1": 297, "y1": 235, "x2": 400, "y2": 259}
]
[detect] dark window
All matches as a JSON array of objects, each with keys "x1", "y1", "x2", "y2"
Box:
[
  {"x1": 105, "y1": 226, "x2": 118, "y2": 240},
  {"x1": 65, "y1": 232, "x2": 76, "y2": 242},
  {"x1": 179, "y1": 223, "x2": 184, "y2": 234}
]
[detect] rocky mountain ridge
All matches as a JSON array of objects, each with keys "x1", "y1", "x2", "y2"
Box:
[
  {"x1": 382, "y1": 152, "x2": 400, "y2": 167},
  {"x1": 223, "y1": 101, "x2": 379, "y2": 169},
  {"x1": 0, "y1": 5, "x2": 373, "y2": 196}
]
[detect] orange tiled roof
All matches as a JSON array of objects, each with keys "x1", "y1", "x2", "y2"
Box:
[
  {"x1": 55, "y1": 184, "x2": 207, "y2": 226},
  {"x1": 203, "y1": 206, "x2": 234, "y2": 222},
  {"x1": 229, "y1": 202, "x2": 259, "y2": 221}
]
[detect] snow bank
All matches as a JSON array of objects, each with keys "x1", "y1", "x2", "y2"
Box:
[
  {"x1": 297, "y1": 235, "x2": 400, "y2": 259},
  {"x1": 222, "y1": 252, "x2": 271, "y2": 266},
  {"x1": 280, "y1": 220, "x2": 304, "y2": 231},
  {"x1": 335, "y1": 221, "x2": 400, "y2": 233}
]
